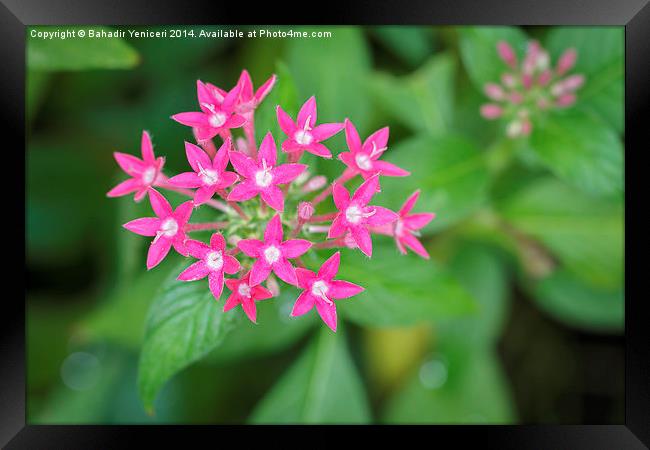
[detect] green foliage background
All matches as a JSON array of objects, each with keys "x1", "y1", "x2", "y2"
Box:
[{"x1": 26, "y1": 25, "x2": 624, "y2": 424}]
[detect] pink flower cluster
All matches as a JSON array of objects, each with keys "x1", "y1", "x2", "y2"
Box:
[
  {"x1": 480, "y1": 40, "x2": 585, "y2": 138},
  {"x1": 108, "y1": 70, "x2": 435, "y2": 332}
]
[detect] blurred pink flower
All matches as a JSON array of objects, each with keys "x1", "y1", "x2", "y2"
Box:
[{"x1": 393, "y1": 190, "x2": 436, "y2": 259}]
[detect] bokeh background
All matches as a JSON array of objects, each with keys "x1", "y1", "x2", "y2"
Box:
[{"x1": 26, "y1": 25, "x2": 624, "y2": 423}]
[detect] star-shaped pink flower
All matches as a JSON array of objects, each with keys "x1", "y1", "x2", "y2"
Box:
[
  {"x1": 123, "y1": 188, "x2": 193, "y2": 269},
  {"x1": 223, "y1": 272, "x2": 274, "y2": 323},
  {"x1": 328, "y1": 174, "x2": 398, "y2": 257},
  {"x1": 394, "y1": 190, "x2": 435, "y2": 259},
  {"x1": 235, "y1": 69, "x2": 276, "y2": 115},
  {"x1": 291, "y1": 252, "x2": 364, "y2": 332},
  {"x1": 237, "y1": 214, "x2": 312, "y2": 286},
  {"x1": 167, "y1": 139, "x2": 238, "y2": 205},
  {"x1": 177, "y1": 233, "x2": 241, "y2": 300},
  {"x1": 227, "y1": 132, "x2": 307, "y2": 211},
  {"x1": 171, "y1": 80, "x2": 246, "y2": 141},
  {"x1": 276, "y1": 96, "x2": 344, "y2": 159},
  {"x1": 338, "y1": 119, "x2": 410, "y2": 179},
  {"x1": 107, "y1": 131, "x2": 165, "y2": 202}
]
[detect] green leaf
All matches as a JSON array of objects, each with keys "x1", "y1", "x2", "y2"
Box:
[
  {"x1": 205, "y1": 287, "x2": 316, "y2": 364},
  {"x1": 137, "y1": 263, "x2": 239, "y2": 411},
  {"x1": 380, "y1": 134, "x2": 491, "y2": 231},
  {"x1": 498, "y1": 178, "x2": 623, "y2": 290},
  {"x1": 530, "y1": 109, "x2": 623, "y2": 197},
  {"x1": 286, "y1": 27, "x2": 371, "y2": 132},
  {"x1": 337, "y1": 244, "x2": 476, "y2": 327},
  {"x1": 368, "y1": 53, "x2": 456, "y2": 134},
  {"x1": 545, "y1": 27, "x2": 623, "y2": 132},
  {"x1": 28, "y1": 26, "x2": 139, "y2": 71},
  {"x1": 371, "y1": 26, "x2": 435, "y2": 68},
  {"x1": 250, "y1": 328, "x2": 371, "y2": 423},
  {"x1": 458, "y1": 26, "x2": 528, "y2": 91},
  {"x1": 533, "y1": 269, "x2": 623, "y2": 332},
  {"x1": 383, "y1": 347, "x2": 515, "y2": 423}
]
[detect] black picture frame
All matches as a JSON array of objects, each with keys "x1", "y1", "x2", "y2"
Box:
[{"x1": 5, "y1": 0, "x2": 648, "y2": 447}]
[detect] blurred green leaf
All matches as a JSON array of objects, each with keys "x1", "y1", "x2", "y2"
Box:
[
  {"x1": 27, "y1": 71, "x2": 50, "y2": 123},
  {"x1": 250, "y1": 328, "x2": 371, "y2": 423},
  {"x1": 380, "y1": 134, "x2": 491, "y2": 231},
  {"x1": 138, "y1": 263, "x2": 239, "y2": 411},
  {"x1": 530, "y1": 109, "x2": 623, "y2": 198},
  {"x1": 337, "y1": 244, "x2": 476, "y2": 327},
  {"x1": 28, "y1": 26, "x2": 140, "y2": 71},
  {"x1": 498, "y1": 178, "x2": 623, "y2": 290},
  {"x1": 369, "y1": 53, "x2": 455, "y2": 134},
  {"x1": 383, "y1": 347, "x2": 514, "y2": 423},
  {"x1": 458, "y1": 26, "x2": 528, "y2": 92},
  {"x1": 286, "y1": 27, "x2": 372, "y2": 132},
  {"x1": 545, "y1": 27, "x2": 623, "y2": 132},
  {"x1": 371, "y1": 26, "x2": 435, "y2": 68},
  {"x1": 533, "y1": 269, "x2": 623, "y2": 332}
]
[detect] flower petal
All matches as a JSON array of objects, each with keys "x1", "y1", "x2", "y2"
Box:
[
  {"x1": 272, "y1": 258, "x2": 297, "y2": 285},
  {"x1": 193, "y1": 185, "x2": 217, "y2": 205},
  {"x1": 178, "y1": 260, "x2": 210, "y2": 281},
  {"x1": 147, "y1": 237, "x2": 172, "y2": 270},
  {"x1": 404, "y1": 212, "x2": 435, "y2": 230},
  {"x1": 327, "y1": 215, "x2": 347, "y2": 239},
  {"x1": 217, "y1": 171, "x2": 239, "y2": 189},
  {"x1": 249, "y1": 259, "x2": 272, "y2": 286},
  {"x1": 223, "y1": 255, "x2": 241, "y2": 274},
  {"x1": 280, "y1": 239, "x2": 312, "y2": 258},
  {"x1": 303, "y1": 142, "x2": 332, "y2": 158},
  {"x1": 402, "y1": 233, "x2": 430, "y2": 259},
  {"x1": 141, "y1": 130, "x2": 155, "y2": 163},
  {"x1": 123, "y1": 217, "x2": 160, "y2": 236},
  {"x1": 329, "y1": 280, "x2": 364, "y2": 299},
  {"x1": 257, "y1": 132, "x2": 277, "y2": 167},
  {"x1": 373, "y1": 160, "x2": 410, "y2": 177},
  {"x1": 213, "y1": 138, "x2": 231, "y2": 172},
  {"x1": 172, "y1": 112, "x2": 208, "y2": 128},
  {"x1": 241, "y1": 297, "x2": 257, "y2": 323},
  {"x1": 338, "y1": 151, "x2": 358, "y2": 172},
  {"x1": 255, "y1": 74, "x2": 276, "y2": 104},
  {"x1": 352, "y1": 175, "x2": 379, "y2": 206},
  {"x1": 399, "y1": 190, "x2": 420, "y2": 216},
  {"x1": 344, "y1": 119, "x2": 362, "y2": 153},
  {"x1": 252, "y1": 285, "x2": 274, "y2": 301},
  {"x1": 332, "y1": 183, "x2": 350, "y2": 210},
  {"x1": 209, "y1": 233, "x2": 226, "y2": 250},
  {"x1": 194, "y1": 126, "x2": 218, "y2": 141},
  {"x1": 291, "y1": 291, "x2": 316, "y2": 316},
  {"x1": 351, "y1": 226, "x2": 373, "y2": 257},
  {"x1": 225, "y1": 114, "x2": 247, "y2": 129},
  {"x1": 362, "y1": 126, "x2": 389, "y2": 154},
  {"x1": 264, "y1": 214, "x2": 284, "y2": 243},
  {"x1": 229, "y1": 151, "x2": 258, "y2": 179},
  {"x1": 237, "y1": 239, "x2": 264, "y2": 257},
  {"x1": 167, "y1": 172, "x2": 202, "y2": 189},
  {"x1": 173, "y1": 201, "x2": 194, "y2": 226},
  {"x1": 238, "y1": 70, "x2": 254, "y2": 101},
  {"x1": 223, "y1": 292, "x2": 241, "y2": 312},
  {"x1": 276, "y1": 105, "x2": 297, "y2": 136},
  {"x1": 185, "y1": 239, "x2": 210, "y2": 259},
  {"x1": 366, "y1": 206, "x2": 398, "y2": 226},
  {"x1": 114, "y1": 152, "x2": 145, "y2": 176},
  {"x1": 107, "y1": 178, "x2": 140, "y2": 197},
  {"x1": 297, "y1": 96, "x2": 317, "y2": 129},
  {"x1": 311, "y1": 122, "x2": 344, "y2": 142},
  {"x1": 315, "y1": 300, "x2": 337, "y2": 332},
  {"x1": 318, "y1": 252, "x2": 340, "y2": 280},
  {"x1": 208, "y1": 271, "x2": 225, "y2": 300},
  {"x1": 271, "y1": 163, "x2": 307, "y2": 184},
  {"x1": 260, "y1": 186, "x2": 285, "y2": 212},
  {"x1": 148, "y1": 188, "x2": 173, "y2": 218},
  {"x1": 227, "y1": 180, "x2": 259, "y2": 202},
  {"x1": 185, "y1": 141, "x2": 212, "y2": 173},
  {"x1": 295, "y1": 268, "x2": 317, "y2": 289},
  {"x1": 222, "y1": 82, "x2": 242, "y2": 112}
]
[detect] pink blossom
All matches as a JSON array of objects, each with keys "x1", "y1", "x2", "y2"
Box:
[
  {"x1": 328, "y1": 174, "x2": 398, "y2": 257},
  {"x1": 171, "y1": 80, "x2": 246, "y2": 141},
  {"x1": 338, "y1": 119, "x2": 410, "y2": 180},
  {"x1": 497, "y1": 41, "x2": 518, "y2": 69},
  {"x1": 393, "y1": 190, "x2": 435, "y2": 259},
  {"x1": 480, "y1": 104, "x2": 503, "y2": 119},
  {"x1": 291, "y1": 252, "x2": 364, "y2": 332},
  {"x1": 235, "y1": 69, "x2": 277, "y2": 115},
  {"x1": 107, "y1": 131, "x2": 165, "y2": 202},
  {"x1": 237, "y1": 214, "x2": 312, "y2": 286},
  {"x1": 227, "y1": 132, "x2": 307, "y2": 211},
  {"x1": 223, "y1": 272, "x2": 274, "y2": 323},
  {"x1": 276, "y1": 96, "x2": 344, "y2": 158},
  {"x1": 167, "y1": 139, "x2": 238, "y2": 205},
  {"x1": 123, "y1": 188, "x2": 194, "y2": 269},
  {"x1": 556, "y1": 48, "x2": 577, "y2": 76},
  {"x1": 177, "y1": 233, "x2": 241, "y2": 300}
]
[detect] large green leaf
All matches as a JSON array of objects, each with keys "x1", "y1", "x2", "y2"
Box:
[
  {"x1": 250, "y1": 328, "x2": 371, "y2": 423},
  {"x1": 337, "y1": 244, "x2": 476, "y2": 327},
  {"x1": 286, "y1": 27, "x2": 371, "y2": 132},
  {"x1": 533, "y1": 269, "x2": 623, "y2": 332},
  {"x1": 380, "y1": 134, "x2": 491, "y2": 231},
  {"x1": 458, "y1": 26, "x2": 528, "y2": 91},
  {"x1": 530, "y1": 110, "x2": 623, "y2": 197},
  {"x1": 28, "y1": 26, "x2": 139, "y2": 71},
  {"x1": 368, "y1": 53, "x2": 456, "y2": 134},
  {"x1": 498, "y1": 178, "x2": 623, "y2": 290},
  {"x1": 545, "y1": 27, "x2": 623, "y2": 132},
  {"x1": 371, "y1": 26, "x2": 435, "y2": 68},
  {"x1": 137, "y1": 263, "x2": 239, "y2": 411}
]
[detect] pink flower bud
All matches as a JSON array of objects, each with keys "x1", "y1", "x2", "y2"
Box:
[
  {"x1": 556, "y1": 48, "x2": 577, "y2": 75},
  {"x1": 298, "y1": 201, "x2": 315, "y2": 221},
  {"x1": 556, "y1": 93, "x2": 577, "y2": 108},
  {"x1": 509, "y1": 92, "x2": 524, "y2": 104},
  {"x1": 501, "y1": 73, "x2": 516, "y2": 88},
  {"x1": 520, "y1": 118, "x2": 532, "y2": 136},
  {"x1": 266, "y1": 275, "x2": 280, "y2": 297},
  {"x1": 522, "y1": 41, "x2": 541, "y2": 74},
  {"x1": 302, "y1": 175, "x2": 327, "y2": 193},
  {"x1": 497, "y1": 41, "x2": 517, "y2": 69},
  {"x1": 480, "y1": 104, "x2": 503, "y2": 119},
  {"x1": 522, "y1": 73, "x2": 533, "y2": 90},
  {"x1": 484, "y1": 83, "x2": 505, "y2": 100},
  {"x1": 537, "y1": 69, "x2": 552, "y2": 86},
  {"x1": 562, "y1": 74, "x2": 585, "y2": 92}
]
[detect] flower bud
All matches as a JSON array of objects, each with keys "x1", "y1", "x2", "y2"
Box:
[
  {"x1": 484, "y1": 83, "x2": 505, "y2": 101},
  {"x1": 302, "y1": 175, "x2": 327, "y2": 193},
  {"x1": 556, "y1": 48, "x2": 577, "y2": 76},
  {"x1": 562, "y1": 74, "x2": 585, "y2": 92},
  {"x1": 556, "y1": 93, "x2": 577, "y2": 108},
  {"x1": 497, "y1": 41, "x2": 517, "y2": 69},
  {"x1": 298, "y1": 202, "x2": 315, "y2": 221},
  {"x1": 501, "y1": 73, "x2": 516, "y2": 88},
  {"x1": 480, "y1": 104, "x2": 503, "y2": 119},
  {"x1": 537, "y1": 69, "x2": 552, "y2": 87}
]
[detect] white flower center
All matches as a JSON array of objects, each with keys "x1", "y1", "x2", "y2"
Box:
[
  {"x1": 255, "y1": 169, "x2": 273, "y2": 187},
  {"x1": 394, "y1": 219, "x2": 404, "y2": 237},
  {"x1": 208, "y1": 112, "x2": 226, "y2": 128},
  {"x1": 264, "y1": 246, "x2": 281, "y2": 264},
  {"x1": 238, "y1": 283, "x2": 251, "y2": 298},
  {"x1": 142, "y1": 166, "x2": 156, "y2": 185},
  {"x1": 200, "y1": 168, "x2": 219, "y2": 186},
  {"x1": 204, "y1": 250, "x2": 223, "y2": 271},
  {"x1": 312, "y1": 280, "x2": 333, "y2": 305},
  {"x1": 294, "y1": 129, "x2": 313, "y2": 146},
  {"x1": 159, "y1": 218, "x2": 178, "y2": 237},
  {"x1": 345, "y1": 205, "x2": 363, "y2": 224},
  {"x1": 355, "y1": 154, "x2": 373, "y2": 171}
]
